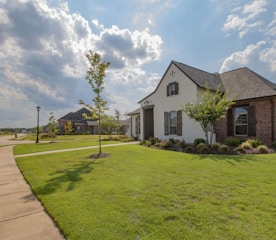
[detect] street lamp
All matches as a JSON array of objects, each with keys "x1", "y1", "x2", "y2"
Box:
[{"x1": 36, "y1": 106, "x2": 41, "y2": 143}]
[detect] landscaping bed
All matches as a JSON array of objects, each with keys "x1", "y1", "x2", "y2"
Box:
[{"x1": 140, "y1": 137, "x2": 276, "y2": 155}]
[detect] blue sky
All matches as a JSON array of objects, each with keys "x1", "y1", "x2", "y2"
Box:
[{"x1": 0, "y1": 0, "x2": 275, "y2": 128}]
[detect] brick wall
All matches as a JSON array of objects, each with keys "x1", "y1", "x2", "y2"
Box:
[{"x1": 215, "y1": 98, "x2": 276, "y2": 146}]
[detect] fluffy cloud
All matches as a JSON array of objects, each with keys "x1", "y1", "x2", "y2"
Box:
[
  {"x1": 220, "y1": 1, "x2": 275, "y2": 79},
  {"x1": 220, "y1": 41, "x2": 266, "y2": 72},
  {"x1": 223, "y1": 0, "x2": 268, "y2": 38},
  {"x1": 0, "y1": 0, "x2": 162, "y2": 127}
]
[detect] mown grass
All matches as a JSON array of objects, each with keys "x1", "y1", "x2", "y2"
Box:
[
  {"x1": 13, "y1": 135, "x2": 121, "y2": 155},
  {"x1": 16, "y1": 145, "x2": 276, "y2": 240}
]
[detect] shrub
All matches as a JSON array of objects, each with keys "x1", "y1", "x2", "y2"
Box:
[
  {"x1": 246, "y1": 139, "x2": 263, "y2": 148},
  {"x1": 159, "y1": 140, "x2": 171, "y2": 149},
  {"x1": 175, "y1": 139, "x2": 186, "y2": 148},
  {"x1": 235, "y1": 145, "x2": 246, "y2": 154},
  {"x1": 194, "y1": 138, "x2": 206, "y2": 145},
  {"x1": 225, "y1": 138, "x2": 241, "y2": 147},
  {"x1": 149, "y1": 137, "x2": 160, "y2": 145},
  {"x1": 240, "y1": 141, "x2": 253, "y2": 150},
  {"x1": 219, "y1": 144, "x2": 230, "y2": 153},
  {"x1": 121, "y1": 137, "x2": 135, "y2": 142},
  {"x1": 196, "y1": 143, "x2": 210, "y2": 153},
  {"x1": 211, "y1": 143, "x2": 221, "y2": 151},
  {"x1": 257, "y1": 145, "x2": 269, "y2": 154},
  {"x1": 272, "y1": 141, "x2": 276, "y2": 149},
  {"x1": 184, "y1": 146, "x2": 194, "y2": 153},
  {"x1": 169, "y1": 138, "x2": 176, "y2": 144},
  {"x1": 144, "y1": 140, "x2": 152, "y2": 147}
]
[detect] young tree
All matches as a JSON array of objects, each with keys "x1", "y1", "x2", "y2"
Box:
[
  {"x1": 181, "y1": 85, "x2": 235, "y2": 145},
  {"x1": 64, "y1": 120, "x2": 74, "y2": 135},
  {"x1": 47, "y1": 112, "x2": 58, "y2": 139},
  {"x1": 79, "y1": 51, "x2": 110, "y2": 156}
]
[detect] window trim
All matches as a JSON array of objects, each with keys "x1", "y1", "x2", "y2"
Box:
[
  {"x1": 169, "y1": 111, "x2": 177, "y2": 135},
  {"x1": 234, "y1": 106, "x2": 248, "y2": 136},
  {"x1": 167, "y1": 82, "x2": 179, "y2": 96}
]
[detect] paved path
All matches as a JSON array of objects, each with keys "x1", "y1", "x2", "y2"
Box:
[
  {"x1": 0, "y1": 135, "x2": 138, "y2": 239},
  {"x1": 0, "y1": 135, "x2": 64, "y2": 240}
]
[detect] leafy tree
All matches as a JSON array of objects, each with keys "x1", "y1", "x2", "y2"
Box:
[
  {"x1": 101, "y1": 110, "x2": 122, "y2": 135},
  {"x1": 79, "y1": 51, "x2": 110, "y2": 156},
  {"x1": 64, "y1": 120, "x2": 74, "y2": 135},
  {"x1": 47, "y1": 112, "x2": 58, "y2": 139},
  {"x1": 181, "y1": 85, "x2": 235, "y2": 145}
]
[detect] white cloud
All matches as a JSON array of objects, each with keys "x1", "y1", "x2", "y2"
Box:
[
  {"x1": 0, "y1": 0, "x2": 163, "y2": 127},
  {"x1": 223, "y1": 0, "x2": 268, "y2": 38},
  {"x1": 259, "y1": 41, "x2": 276, "y2": 72},
  {"x1": 220, "y1": 41, "x2": 266, "y2": 72}
]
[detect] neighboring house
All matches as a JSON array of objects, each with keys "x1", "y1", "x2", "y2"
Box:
[
  {"x1": 58, "y1": 107, "x2": 130, "y2": 135},
  {"x1": 58, "y1": 108, "x2": 98, "y2": 134},
  {"x1": 130, "y1": 60, "x2": 276, "y2": 146},
  {"x1": 127, "y1": 108, "x2": 141, "y2": 138}
]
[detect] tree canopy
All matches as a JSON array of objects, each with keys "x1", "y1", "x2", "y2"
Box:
[
  {"x1": 181, "y1": 85, "x2": 235, "y2": 145},
  {"x1": 79, "y1": 51, "x2": 110, "y2": 156}
]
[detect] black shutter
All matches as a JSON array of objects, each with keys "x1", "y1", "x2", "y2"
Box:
[
  {"x1": 164, "y1": 112, "x2": 169, "y2": 135},
  {"x1": 175, "y1": 82, "x2": 179, "y2": 95},
  {"x1": 167, "y1": 85, "x2": 169, "y2": 96},
  {"x1": 248, "y1": 106, "x2": 256, "y2": 136},
  {"x1": 227, "y1": 108, "x2": 233, "y2": 136},
  {"x1": 177, "y1": 110, "x2": 182, "y2": 136}
]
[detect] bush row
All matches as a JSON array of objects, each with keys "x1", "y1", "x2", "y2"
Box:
[{"x1": 140, "y1": 137, "x2": 274, "y2": 154}]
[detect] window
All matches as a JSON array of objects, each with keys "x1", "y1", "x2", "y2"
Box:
[
  {"x1": 167, "y1": 82, "x2": 179, "y2": 96},
  {"x1": 169, "y1": 111, "x2": 177, "y2": 134},
  {"x1": 227, "y1": 106, "x2": 256, "y2": 137},
  {"x1": 234, "y1": 107, "x2": 248, "y2": 135},
  {"x1": 135, "y1": 116, "x2": 140, "y2": 135},
  {"x1": 164, "y1": 110, "x2": 182, "y2": 136}
]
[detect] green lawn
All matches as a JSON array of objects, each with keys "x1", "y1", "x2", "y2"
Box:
[
  {"x1": 16, "y1": 145, "x2": 276, "y2": 240},
  {"x1": 13, "y1": 140, "x2": 120, "y2": 155}
]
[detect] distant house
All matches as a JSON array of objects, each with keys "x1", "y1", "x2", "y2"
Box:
[
  {"x1": 128, "y1": 61, "x2": 276, "y2": 146},
  {"x1": 58, "y1": 107, "x2": 130, "y2": 135},
  {"x1": 58, "y1": 108, "x2": 98, "y2": 134}
]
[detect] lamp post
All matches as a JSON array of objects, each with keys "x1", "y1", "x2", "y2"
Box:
[{"x1": 36, "y1": 106, "x2": 41, "y2": 143}]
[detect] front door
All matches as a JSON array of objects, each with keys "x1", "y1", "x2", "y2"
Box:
[{"x1": 144, "y1": 108, "x2": 154, "y2": 139}]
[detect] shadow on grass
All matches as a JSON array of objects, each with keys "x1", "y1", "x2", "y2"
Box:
[{"x1": 36, "y1": 160, "x2": 98, "y2": 195}]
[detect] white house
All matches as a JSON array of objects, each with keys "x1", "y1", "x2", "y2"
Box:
[
  {"x1": 131, "y1": 60, "x2": 220, "y2": 143},
  {"x1": 129, "y1": 60, "x2": 276, "y2": 146}
]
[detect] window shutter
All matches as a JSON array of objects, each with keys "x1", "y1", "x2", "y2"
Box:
[
  {"x1": 167, "y1": 85, "x2": 169, "y2": 96},
  {"x1": 135, "y1": 117, "x2": 138, "y2": 134},
  {"x1": 175, "y1": 82, "x2": 179, "y2": 95},
  {"x1": 227, "y1": 108, "x2": 233, "y2": 136},
  {"x1": 248, "y1": 106, "x2": 256, "y2": 136},
  {"x1": 164, "y1": 112, "x2": 169, "y2": 135},
  {"x1": 177, "y1": 110, "x2": 182, "y2": 136}
]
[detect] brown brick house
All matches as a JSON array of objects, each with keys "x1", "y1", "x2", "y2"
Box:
[
  {"x1": 215, "y1": 67, "x2": 276, "y2": 146},
  {"x1": 58, "y1": 108, "x2": 97, "y2": 134}
]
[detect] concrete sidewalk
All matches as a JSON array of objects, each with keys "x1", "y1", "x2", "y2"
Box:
[{"x1": 0, "y1": 145, "x2": 65, "y2": 240}]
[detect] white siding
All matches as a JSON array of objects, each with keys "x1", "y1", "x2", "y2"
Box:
[{"x1": 140, "y1": 63, "x2": 206, "y2": 143}]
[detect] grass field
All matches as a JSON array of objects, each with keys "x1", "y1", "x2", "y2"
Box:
[
  {"x1": 13, "y1": 135, "x2": 123, "y2": 155},
  {"x1": 16, "y1": 145, "x2": 276, "y2": 240}
]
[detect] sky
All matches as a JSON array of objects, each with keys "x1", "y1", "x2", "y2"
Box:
[{"x1": 0, "y1": 0, "x2": 275, "y2": 128}]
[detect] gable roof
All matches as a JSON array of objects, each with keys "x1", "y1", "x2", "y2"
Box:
[
  {"x1": 139, "y1": 61, "x2": 223, "y2": 103},
  {"x1": 220, "y1": 67, "x2": 276, "y2": 101},
  {"x1": 138, "y1": 60, "x2": 276, "y2": 103},
  {"x1": 59, "y1": 107, "x2": 91, "y2": 122},
  {"x1": 173, "y1": 61, "x2": 223, "y2": 91}
]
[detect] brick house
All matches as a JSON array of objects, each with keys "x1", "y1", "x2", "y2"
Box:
[
  {"x1": 58, "y1": 107, "x2": 98, "y2": 134},
  {"x1": 58, "y1": 107, "x2": 130, "y2": 135},
  {"x1": 129, "y1": 61, "x2": 276, "y2": 146}
]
